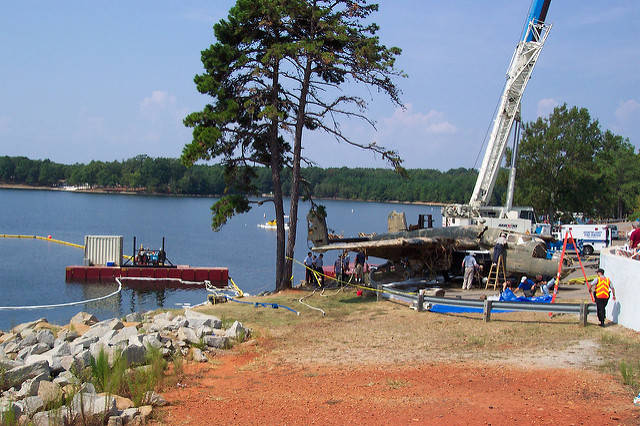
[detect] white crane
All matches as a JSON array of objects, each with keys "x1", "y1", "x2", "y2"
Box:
[{"x1": 443, "y1": 0, "x2": 552, "y2": 232}]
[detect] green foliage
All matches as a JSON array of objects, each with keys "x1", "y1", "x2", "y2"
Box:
[
  {"x1": 0, "y1": 365, "x2": 6, "y2": 391},
  {"x1": 211, "y1": 195, "x2": 252, "y2": 231},
  {"x1": 619, "y1": 360, "x2": 637, "y2": 386},
  {"x1": 516, "y1": 104, "x2": 638, "y2": 221},
  {"x1": 125, "y1": 368, "x2": 156, "y2": 408},
  {"x1": 171, "y1": 353, "x2": 185, "y2": 379},
  {"x1": 0, "y1": 396, "x2": 17, "y2": 425},
  {"x1": 90, "y1": 347, "x2": 126, "y2": 395},
  {"x1": 89, "y1": 345, "x2": 168, "y2": 408}
]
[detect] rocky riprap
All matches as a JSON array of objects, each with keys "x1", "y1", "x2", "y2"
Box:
[{"x1": 0, "y1": 309, "x2": 251, "y2": 425}]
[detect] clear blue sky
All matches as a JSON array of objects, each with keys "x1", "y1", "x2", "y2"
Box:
[{"x1": 1, "y1": 1, "x2": 638, "y2": 171}]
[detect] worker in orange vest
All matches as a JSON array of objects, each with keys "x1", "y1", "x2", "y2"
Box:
[{"x1": 590, "y1": 268, "x2": 616, "y2": 327}]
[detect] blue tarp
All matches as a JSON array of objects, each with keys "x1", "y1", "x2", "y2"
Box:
[{"x1": 498, "y1": 288, "x2": 552, "y2": 303}]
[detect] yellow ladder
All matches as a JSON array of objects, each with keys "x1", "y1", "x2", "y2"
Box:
[{"x1": 485, "y1": 256, "x2": 507, "y2": 290}]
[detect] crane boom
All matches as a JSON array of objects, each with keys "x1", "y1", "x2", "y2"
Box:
[
  {"x1": 470, "y1": 0, "x2": 552, "y2": 208},
  {"x1": 443, "y1": 0, "x2": 552, "y2": 224}
]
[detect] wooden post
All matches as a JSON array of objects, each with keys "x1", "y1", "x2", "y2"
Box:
[
  {"x1": 377, "y1": 284, "x2": 383, "y2": 302},
  {"x1": 483, "y1": 299, "x2": 493, "y2": 322},
  {"x1": 417, "y1": 289, "x2": 424, "y2": 312},
  {"x1": 579, "y1": 301, "x2": 588, "y2": 327}
]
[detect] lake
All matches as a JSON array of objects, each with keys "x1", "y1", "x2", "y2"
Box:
[{"x1": 0, "y1": 188, "x2": 441, "y2": 330}]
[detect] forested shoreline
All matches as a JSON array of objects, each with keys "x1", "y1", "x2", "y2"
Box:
[{"x1": 0, "y1": 155, "x2": 481, "y2": 204}]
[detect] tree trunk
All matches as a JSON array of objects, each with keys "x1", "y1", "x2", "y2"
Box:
[
  {"x1": 283, "y1": 54, "x2": 315, "y2": 290},
  {"x1": 269, "y1": 60, "x2": 286, "y2": 291}
]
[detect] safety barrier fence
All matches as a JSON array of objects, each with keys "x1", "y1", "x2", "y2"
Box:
[{"x1": 377, "y1": 284, "x2": 596, "y2": 326}]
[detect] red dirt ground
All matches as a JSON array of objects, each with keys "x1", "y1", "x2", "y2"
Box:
[{"x1": 152, "y1": 338, "x2": 639, "y2": 425}]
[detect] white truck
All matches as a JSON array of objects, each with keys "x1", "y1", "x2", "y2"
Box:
[{"x1": 553, "y1": 224, "x2": 612, "y2": 255}]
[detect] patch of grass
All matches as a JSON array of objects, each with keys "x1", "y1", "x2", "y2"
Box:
[
  {"x1": 90, "y1": 347, "x2": 126, "y2": 394},
  {"x1": 619, "y1": 361, "x2": 636, "y2": 386},
  {"x1": 172, "y1": 353, "x2": 184, "y2": 378},
  {"x1": 191, "y1": 336, "x2": 206, "y2": 351},
  {"x1": 89, "y1": 344, "x2": 168, "y2": 407},
  {"x1": 387, "y1": 379, "x2": 410, "y2": 389},
  {"x1": 599, "y1": 329, "x2": 640, "y2": 390},
  {"x1": 0, "y1": 365, "x2": 6, "y2": 391},
  {"x1": 467, "y1": 335, "x2": 486, "y2": 347},
  {"x1": 125, "y1": 368, "x2": 156, "y2": 407},
  {"x1": 0, "y1": 398, "x2": 17, "y2": 426}
]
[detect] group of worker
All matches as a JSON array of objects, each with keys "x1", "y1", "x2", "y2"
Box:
[
  {"x1": 461, "y1": 230, "x2": 616, "y2": 327},
  {"x1": 501, "y1": 274, "x2": 555, "y2": 297},
  {"x1": 303, "y1": 250, "x2": 367, "y2": 287}
]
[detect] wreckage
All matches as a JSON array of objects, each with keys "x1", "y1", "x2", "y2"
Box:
[
  {"x1": 308, "y1": 208, "x2": 567, "y2": 283},
  {"x1": 306, "y1": 0, "x2": 566, "y2": 285}
]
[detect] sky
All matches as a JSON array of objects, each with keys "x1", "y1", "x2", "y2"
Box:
[{"x1": 1, "y1": 1, "x2": 638, "y2": 171}]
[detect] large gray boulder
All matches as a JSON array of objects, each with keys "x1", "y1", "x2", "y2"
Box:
[
  {"x1": 24, "y1": 353, "x2": 62, "y2": 374},
  {"x1": 11, "y1": 318, "x2": 48, "y2": 334},
  {"x1": 177, "y1": 327, "x2": 199, "y2": 345},
  {"x1": 81, "y1": 324, "x2": 111, "y2": 341},
  {"x1": 69, "y1": 312, "x2": 98, "y2": 326},
  {"x1": 35, "y1": 329, "x2": 55, "y2": 348},
  {"x1": 119, "y1": 344, "x2": 147, "y2": 367},
  {"x1": 32, "y1": 409, "x2": 68, "y2": 426},
  {"x1": 0, "y1": 356, "x2": 24, "y2": 371},
  {"x1": 48, "y1": 342, "x2": 72, "y2": 358},
  {"x1": 224, "y1": 321, "x2": 251, "y2": 341},
  {"x1": 17, "y1": 343, "x2": 51, "y2": 361},
  {"x1": 142, "y1": 333, "x2": 162, "y2": 349},
  {"x1": 70, "y1": 392, "x2": 118, "y2": 420},
  {"x1": 74, "y1": 349, "x2": 92, "y2": 371},
  {"x1": 16, "y1": 372, "x2": 49, "y2": 399},
  {"x1": 172, "y1": 316, "x2": 189, "y2": 329},
  {"x1": 120, "y1": 407, "x2": 141, "y2": 424},
  {"x1": 16, "y1": 333, "x2": 38, "y2": 351},
  {"x1": 38, "y1": 381, "x2": 63, "y2": 407},
  {"x1": 125, "y1": 312, "x2": 143, "y2": 322},
  {"x1": 2, "y1": 360, "x2": 50, "y2": 391},
  {"x1": 203, "y1": 335, "x2": 228, "y2": 349},
  {"x1": 72, "y1": 334, "x2": 99, "y2": 351},
  {"x1": 2, "y1": 340, "x2": 20, "y2": 354},
  {"x1": 107, "y1": 326, "x2": 138, "y2": 346},
  {"x1": 192, "y1": 348, "x2": 207, "y2": 363},
  {"x1": 16, "y1": 395, "x2": 45, "y2": 417},
  {"x1": 184, "y1": 309, "x2": 222, "y2": 329},
  {"x1": 56, "y1": 329, "x2": 78, "y2": 343},
  {"x1": 147, "y1": 318, "x2": 173, "y2": 333}
]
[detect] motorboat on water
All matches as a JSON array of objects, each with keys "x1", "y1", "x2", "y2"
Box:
[{"x1": 258, "y1": 219, "x2": 289, "y2": 230}]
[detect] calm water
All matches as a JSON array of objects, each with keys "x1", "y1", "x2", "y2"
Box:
[{"x1": 0, "y1": 188, "x2": 441, "y2": 330}]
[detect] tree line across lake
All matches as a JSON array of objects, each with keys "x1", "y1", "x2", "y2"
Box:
[
  {"x1": 0, "y1": 155, "x2": 481, "y2": 205},
  {"x1": 3, "y1": 101, "x2": 640, "y2": 225}
]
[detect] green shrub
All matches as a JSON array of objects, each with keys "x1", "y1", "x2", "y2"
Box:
[{"x1": 90, "y1": 347, "x2": 126, "y2": 394}]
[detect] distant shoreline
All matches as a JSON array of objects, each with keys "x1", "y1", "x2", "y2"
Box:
[{"x1": 0, "y1": 183, "x2": 446, "y2": 207}]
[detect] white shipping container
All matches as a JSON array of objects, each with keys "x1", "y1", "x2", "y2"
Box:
[{"x1": 84, "y1": 235, "x2": 123, "y2": 266}]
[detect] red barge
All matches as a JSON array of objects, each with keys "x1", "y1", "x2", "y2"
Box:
[
  {"x1": 65, "y1": 265, "x2": 228, "y2": 286},
  {"x1": 66, "y1": 235, "x2": 228, "y2": 288}
]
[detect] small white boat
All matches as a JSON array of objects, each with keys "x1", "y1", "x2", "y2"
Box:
[{"x1": 258, "y1": 219, "x2": 289, "y2": 230}]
